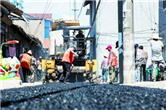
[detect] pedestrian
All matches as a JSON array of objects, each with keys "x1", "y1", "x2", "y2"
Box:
[
  {"x1": 134, "y1": 44, "x2": 139, "y2": 81},
  {"x1": 135, "y1": 45, "x2": 148, "y2": 82},
  {"x1": 115, "y1": 41, "x2": 119, "y2": 82},
  {"x1": 20, "y1": 50, "x2": 32, "y2": 83},
  {"x1": 36, "y1": 56, "x2": 42, "y2": 81},
  {"x1": 29, "y1": 54, "x2": 37, "y2": 83},
  {"x1": 59, "y1": 46, "x2": 78, "y2": 83},
  {"x1": 149, "y1": 33, "x2": 165, "y2": 81},
  {"x1": 106, "y1": 45, "x2": 117, "y2": 84},
  {"x1": 134, "y1": 44, "x2": 139, "y2": 62},
  {"x1": 101, "y1": 53, "x2": 109, "y2": 83}
]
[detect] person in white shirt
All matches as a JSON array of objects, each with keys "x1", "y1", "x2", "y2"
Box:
[
  {"x1": 149, "y1": 34, "x2": 165, "y2": 81},
  {"x1": 101, "y1": 53, "x2": 109, "y2": 83},
  {"x1": 136, "y1": 46, "x2": 148, "y2": 81}
]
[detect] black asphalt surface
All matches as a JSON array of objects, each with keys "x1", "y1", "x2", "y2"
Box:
[{"x1": 1, "y1": 82, "x2": 166, "y2": 110}]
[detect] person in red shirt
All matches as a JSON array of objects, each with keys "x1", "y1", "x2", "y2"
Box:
[{"x1": 59, "y1": 46, "x2": 78, "y2": 83}]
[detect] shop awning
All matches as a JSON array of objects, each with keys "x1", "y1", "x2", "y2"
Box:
[{"x1": 1, "y1": 1, "x2": 29, "y2": 26}]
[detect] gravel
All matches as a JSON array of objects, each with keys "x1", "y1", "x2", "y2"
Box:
[{"x1": 1, "y1": 82, "x2": 166, "y2": 110}]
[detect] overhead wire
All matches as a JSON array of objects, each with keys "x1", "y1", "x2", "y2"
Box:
[
  {"x1": 33, "y1": 0, "x2": 52, "y2": 35},
  {"x1": 76, "y1": 0, "x2": 84, "y2": 20}
]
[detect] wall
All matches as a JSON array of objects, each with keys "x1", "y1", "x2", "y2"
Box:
[
  {"x1": 159, "y1": 0, "x2": 166, "y2": 62},
  {"x1": 95, "y1": 0, "x2": 159, "y2": 75}
]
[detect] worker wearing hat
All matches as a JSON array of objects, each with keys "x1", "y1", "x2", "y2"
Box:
[
  {"x1": 20, "y1": 50, "x2": 33, "y2": 83},
  {"x1": 106, "y1": 45, "x2": 117, "y2": 84},
  {"x1": 59, "y1": 46, "x2": 78, "y2": 83},
  {"x1": 149, "y1": 33, "x2": 165, "y2": 81},
  {"x1": 101, "y1": 53, "x2": 109, "y2": 83}
]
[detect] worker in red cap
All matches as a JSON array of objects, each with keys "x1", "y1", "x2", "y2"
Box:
[{"x1": 106, "y1": 45, "x2": 117, "y2": 84}]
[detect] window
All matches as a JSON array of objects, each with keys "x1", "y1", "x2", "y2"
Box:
[{"x1": 163, "y1": 0, "x2": 166, "y2": 9}]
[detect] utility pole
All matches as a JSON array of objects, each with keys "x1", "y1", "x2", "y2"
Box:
[
  {"x1": 118, "y1": 0, "x2": 123, "y2": 84},
  {"x1": 72, "y1": 0, "x2": 78, "y2": 20},
  {"x1": 123, "y1": 0, "x2": 135, "y2": 84}
]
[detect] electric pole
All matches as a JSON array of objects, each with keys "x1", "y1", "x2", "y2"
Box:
[
  {"x1": 123, "y1": 0, "x2": 135, "y2": 84},
  {"x1": 72, "y1": 0, "x2": 78, "y2": 20},
  {"x1": 118, "y1": 0, "x2": 123, "y2": 84}
]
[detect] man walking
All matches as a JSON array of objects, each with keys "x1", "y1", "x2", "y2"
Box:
[
  {"x1": 136, "y1": 45, "x2": 148, "y2": 81},
  {"x1": 106, "y1": 45, "x2": 117, "y2": 84},
  {"x1": 149, "y1": 33, "x2": 165, "y2": 81},
  {"x1": 59, "y1": 46, "x2": 78, "y2": 83}
]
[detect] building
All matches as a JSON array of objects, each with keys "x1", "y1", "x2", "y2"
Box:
[
  {"x1": 13, "y1": 13, "x2": 52, "y2": 51},
  {"x1": 1, "y1": 1, "x2": 42, "y2": 59},
  {"x1": 83, "y1": 0, "x2": 166, "y2": 75}
]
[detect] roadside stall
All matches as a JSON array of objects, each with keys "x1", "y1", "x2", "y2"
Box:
[{"x1": 0, "y1": 40, "x2": 21, "y2": 81}]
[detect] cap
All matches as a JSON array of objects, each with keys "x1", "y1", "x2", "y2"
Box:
[
  {"x1": 106, "y1": 45, "x2": 112, "y2": 50},
  {"x1": 72, "y1": 46, "x2": 76, "y2": 50}
]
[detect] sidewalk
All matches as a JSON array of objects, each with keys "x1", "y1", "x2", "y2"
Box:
[
  {"x1": 0, "y1": 80, "x2": 42, "y2": 90},
  {"x1": 1, "y1": 80, "x2": 166, "y2": 90},
  {"x1": 122, "y1": 81, "x2": 166, "y2": 90}
]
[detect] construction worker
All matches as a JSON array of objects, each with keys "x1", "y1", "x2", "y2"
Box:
[
  {"x1": 149, "y1": 33, "x2": 165, "y2": 81},
  {"x1": 36, "y1": 56, "x2": 42, "y2": 81},
  {"x1": 59, "y1": 46, "x2": 78, "y2": 83},
  {"x1": 76, "y1": 30, "x2": 85, "y2": 56},
  {"x1": 29, "y1": 54, "x2": 37, "y2": 83},
  {"x1": 106, "y1": 45, "x2": 117, "y2": 84},
  {"x1": 136, "y1": 45, "x2": 148, "y2": 82},
  {"x1": 101, "y1": 53, "x2": 109, "y2": 83},
  {"x1": 20, "y1": 50, "x2": 32, "y2": 83}
]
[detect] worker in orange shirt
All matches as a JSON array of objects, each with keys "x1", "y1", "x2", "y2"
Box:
[
  {"x1": 19, "y1": 50, "x2": 32, "y2": 83},
  {"x1": 106, "y1": 45, "x2": 117, "y2": 84},
  {"x1": 59, "y1": 46, "x2": 78, "y2": 83}
]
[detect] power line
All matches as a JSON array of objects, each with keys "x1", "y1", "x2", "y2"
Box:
[
  {"x1": 33, "y1": 0, "x2": 52, "y2": 35},
  {"x1": 86, "y1": 0, "x2": 101, "y2": 38},
  {"x1": 76, "y1": 0, "x2": 84, "y2": 20}
]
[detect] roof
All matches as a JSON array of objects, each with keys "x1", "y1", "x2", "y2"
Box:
[
  {"x1": 1, "y1": 1, "x2": 29, "y2": 25},
  {"x1": 27, "y1": 13, "x2": 52, "y2": 20},
  {"x1": 1, "y1": 1, "x2": 23, "y2": 16},
  {"x1": 52, "y1": 20, "x2": 80, "y2": 31},
  {"x1": 11, "y1": 24, "x2": 42, "y2": 46}
]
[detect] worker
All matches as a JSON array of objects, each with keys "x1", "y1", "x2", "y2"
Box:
[
  {"x1": 36, "y1": 56, "x2": 42, "y2": 81},
  {"x1": 149, "y1": 33, "x2": 165, "y2": 81},
  {"x1": 136, "y1": 45, "x2": 148, "y2": 82},
  {"x1": 20, "y1": 50, "x2": 32, "y2": 83},
  {"x1": 29, "y1": 54, "x2": 37, "y2": 83},
  {"x1": 106, "y1": 45, "x2": 117, "y2": 84},
  {"x1": 76, "y1": 30, "x2": 85, "y2": 56},
  {"x1": 59, "y1": 46, "x2": 78, "y2": 83},
  {"x1": 101, "y1": 53, "x2": 109, "y2": 83}
]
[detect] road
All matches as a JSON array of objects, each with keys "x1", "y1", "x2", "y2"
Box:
[{"x1": 1, "y1": 80, "x2": 166, "y2": 110}]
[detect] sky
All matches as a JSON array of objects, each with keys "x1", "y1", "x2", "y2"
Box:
[{"x1": 23, "y1": 0, "x2": 89, "y2": 23}]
